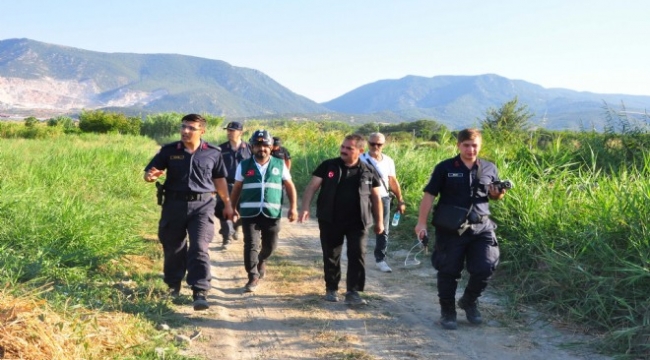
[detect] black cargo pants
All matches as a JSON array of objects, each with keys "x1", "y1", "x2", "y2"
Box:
[{"x1": 431, "y1": 224, "x2": 500, "y2": 301}]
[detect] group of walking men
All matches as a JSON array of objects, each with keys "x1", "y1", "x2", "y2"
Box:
[{"x1": 143, "y1": 113, "x2": 508, "y2": 330}]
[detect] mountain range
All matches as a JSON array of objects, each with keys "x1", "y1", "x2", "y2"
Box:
[{"x1": 1, "y1": 38, "x2": 649, "y2": 130}]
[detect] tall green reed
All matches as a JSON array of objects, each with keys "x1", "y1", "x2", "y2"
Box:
[{"x1": 0, "y1": 134, "x2": 159, "y2": 287}]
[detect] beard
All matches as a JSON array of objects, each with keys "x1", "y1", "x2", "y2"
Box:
[{"x1": 255, "y1": 150, "x2": 268, "y2": 161}]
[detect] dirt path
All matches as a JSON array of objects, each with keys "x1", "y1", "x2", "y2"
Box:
[{"x1": 171, "y1": 216, "x2": 608, "y2": 360}]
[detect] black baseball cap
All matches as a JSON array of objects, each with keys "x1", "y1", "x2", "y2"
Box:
[
  {"x1": 224, "y1": 121, "x2": 243, "y2": 131},
  {"x1": 273, "y1": 136, "x2": 281, "y2": 146}
]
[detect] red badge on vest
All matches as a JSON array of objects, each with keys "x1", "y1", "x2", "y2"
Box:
[
  {"x1": 245, "y1": 169, "x2": 255, "y2": 177},
  {"x1": 328, "y1": 171, "x2": 335, "y2": 178}
]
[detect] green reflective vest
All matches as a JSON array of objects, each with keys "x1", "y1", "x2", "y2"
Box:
[{"x1": 238, "y1": 157, "x2": 284, "y2": 218}]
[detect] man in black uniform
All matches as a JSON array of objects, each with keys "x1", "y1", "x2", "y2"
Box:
[
  {"x1": 144, "y1": 114, "x2": 233, "y2": 311},
  {"x1": 415, "y1": 128, "x2": 506, "y2": 329},
  {"x1": 217, "y1": 121, "x2": 252, "y2": 248},
  {"x1": 270, "y1": 136, "x2": 291, "y2": 170},
  {"x1": 299, "y1": 134, "x2": 384, "y2": 306}
]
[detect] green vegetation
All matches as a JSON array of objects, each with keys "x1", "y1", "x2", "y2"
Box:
[{"x1": 0, "y1": 106, "x2": 649, "y2": 358}]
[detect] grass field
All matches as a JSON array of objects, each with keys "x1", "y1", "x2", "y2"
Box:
[{"x1": 0, "y1": 118, "x2": 648, "y2": 358}]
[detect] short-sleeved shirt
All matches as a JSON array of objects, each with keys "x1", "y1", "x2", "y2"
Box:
[
  {"x1": 313, "y1": 158, "x2": 381, "y2": 226},
  {"x1": 360, "y1": 152, "x2": 395, "y2": 198},
  {"x1": 271, "y1": 146, "x2": 291, "y2": 161},
  {"x1": 144, "y1": 140, "x2": 227, "y2": 193},
  {"x1": 219, "y1": 141, "x2": 252, "y2": 184},
  {"x1": 423, "y1": 155, "x2": 500, "y2": 217}
]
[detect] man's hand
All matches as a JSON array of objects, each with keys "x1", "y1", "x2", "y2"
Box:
[
  {"x1": 487, "y1": 184, "x2": 506, "y2": 200},
  {"x1": 144, "y1": 167, "x2": 164, "y2": 182},
  {"x1": 415, "y1": 223, "x2": 428, "y2": 239},
  {"x1": 374, "y1": 222, "x2": 384, "y2": 235},
  {"x1": 298, "y1": 209, "x2": 310, "y2": 223},
  {"x1": 287, "y1": 208, "x2": 298, "y2": 222},
  {"x1": 222, "y1": 203, "x2": 234, "y2": 221},
  {"x1": 396, "y1": 200, "x2": 406, "y2": 214}
]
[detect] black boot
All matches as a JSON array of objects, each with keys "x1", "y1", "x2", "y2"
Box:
[
  {"x1": 439, "y1": 299, "x2": 457, "y2": 330},
  {"x1": 458, "y1": 295, "x2": 482, "y2": 325}
]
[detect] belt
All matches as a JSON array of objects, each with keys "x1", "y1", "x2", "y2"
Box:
[{"x1": 166, "y1": 191, "x2": 213, "y2": 202}]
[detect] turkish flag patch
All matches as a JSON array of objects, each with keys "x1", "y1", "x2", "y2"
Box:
[
  {"x1": 328, "y1": 171, "x2": 335, "y2": 178},
  {"x1": 246, "y1": 169, "x2": 255, "y2": 177}
]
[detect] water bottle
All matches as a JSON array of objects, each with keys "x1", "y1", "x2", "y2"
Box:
[{"x1": 391, "y1": 212, "x2": 400, "y2": 226}]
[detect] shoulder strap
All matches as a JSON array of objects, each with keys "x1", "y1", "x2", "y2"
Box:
[{"x1": 362, "y1": 153, "x2": 390, "y2": 193}]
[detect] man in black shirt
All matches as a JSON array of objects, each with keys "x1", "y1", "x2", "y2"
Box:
[
  {"x1": 144, "y1": 114, "x2": 233, "y2": 311},
  {"x1": 271, "y1": 136, "x2": 291, "y2": 170},
  {"x1": 415, "y1": 128, "x2": 507, "y2": 329},
  {"x1": 299, "y1": 134, "x2": 383, "y2": 306},
  {"x1": 217, "y1": 121, "x2": 252, "y2": 248}
]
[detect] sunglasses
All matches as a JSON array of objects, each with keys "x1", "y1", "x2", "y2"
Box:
[{"x1": 369, "y1": 142, "x2": 384, "y2": 147}]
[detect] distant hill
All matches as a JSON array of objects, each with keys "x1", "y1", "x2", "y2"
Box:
[
  {"x1": 0, "y1": 38, "x2": 329, "y2": 118},
  {"x1": 321, "y1": 74, "x2": 650, "y2": 130},
  {"x1": 1, "y1": 38, "x2": 649, "y2": 130}
]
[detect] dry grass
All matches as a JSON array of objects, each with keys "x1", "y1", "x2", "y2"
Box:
[
  {"x1": 315, "y1": 348, "x2": 376, "y2": 360},
  {"x1": 0, "y1": 284, "x2": 153, "y2": 360}
]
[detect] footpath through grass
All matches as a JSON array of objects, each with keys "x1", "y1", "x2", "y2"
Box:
[{"x1": 0, "y1": 119, "x2": 649, "y2": 358}]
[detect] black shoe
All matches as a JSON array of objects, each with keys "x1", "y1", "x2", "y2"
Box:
[
  {"x1": 257, "y1": 261, "x2": 267, "y2": 279},
  {"x1": 222, "y1": 239, "x2": 231, "y2": 249},
  {"x1": 458, "y1": 297, "x2": 482, "y2": 324},
  {"x1": 167, "y1": 284, "x2": 181, "y2": 298},
  {"x1": 439, "y1": 299, "x2": 457, "y2": 330},
  {"x1": 244, "y1": 278, "x2": 259, "y2": 293},
  {"x1": 344, "y1": 291, "x2": 367, "y2": 306},
  {"x1": 440, "y1": 310, "x2": 458, "y2": 330},
  {"x1": 192, "y1": 291, "x2": 209, "y2": 311}
]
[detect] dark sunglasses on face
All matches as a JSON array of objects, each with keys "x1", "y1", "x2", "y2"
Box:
[{"x1": 369, "y1": 142, "x2": 384, "y2": 147}]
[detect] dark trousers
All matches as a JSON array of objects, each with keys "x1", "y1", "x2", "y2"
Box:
[
  {"x1": 218, "y1": 183, "x2": 241, "y2": 241},
  {"x1": 431, "y1": 226, "x2": 500, "y2": 301},
  {"x1": 158, "y1": 197, "x2": 215, "y2": 292},
  {"x1": 242, "y1": 215, "x2": 280, "y2": 280},
  {"x1": 373, "y1": 196, "x2": 391, "y2": 262},
  {"x1": 318, "y1": 220, "x2": 367, "y2": 292}
]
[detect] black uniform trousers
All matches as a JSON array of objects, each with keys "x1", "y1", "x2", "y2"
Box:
[
  {"x1": 158, "y1": 196, "x2": 216, "y2": 292},
  {"x1": 431, "y1": 224, "x2": 500, "y2": 301},
  {"x1": 318, "y1": 220, "x2": 368, "y2": 292},
  {"x1": 218, "y1": 182, "x2": 242, "y2": 241},
  {"x1": 242, "y1": 214, "x2": 280, "y2": 281}
]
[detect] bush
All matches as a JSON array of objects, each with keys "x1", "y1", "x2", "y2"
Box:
[
  {"x1": 78, "y1": 110, "x2": 141, "y2": 135},
  {"x1": 140, "y1": 112, "x2": 182, "y2": 139},
  {"x1": 47, "y1": 116, "x2": 79, "y2": 134}
]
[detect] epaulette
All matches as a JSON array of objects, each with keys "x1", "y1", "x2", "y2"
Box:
[
  {"x1": 203, "y1": 141, "x2": 220, "y2": 151},
  {"x1": 160, "y1": 141, "x2": 183, "y2": 150}
]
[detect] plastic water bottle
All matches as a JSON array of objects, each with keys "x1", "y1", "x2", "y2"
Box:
[{"x1": 391, "y1": 212, "x2": 400, "y2": 226}]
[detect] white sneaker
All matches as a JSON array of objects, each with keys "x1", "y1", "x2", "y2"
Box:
[{"x1": 376, "y1": 260, "x2": 392, "y2": 273}]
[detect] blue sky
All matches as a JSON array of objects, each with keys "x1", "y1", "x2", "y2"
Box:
[{"x1": 2, "y1": 0, "x2": 649, "y2": 102}]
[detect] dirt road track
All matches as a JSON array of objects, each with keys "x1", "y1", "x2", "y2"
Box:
[{"x1": 170, "y1": 216, "x2": 608, "y2": 360}]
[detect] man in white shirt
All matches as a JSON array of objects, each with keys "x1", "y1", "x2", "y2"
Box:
[
  {"x1": 360, "y1": 132, "x2": 406, "y2": 273},
  {"x1": 230, "y1": 130, "x2": 298, "y2": 292}
]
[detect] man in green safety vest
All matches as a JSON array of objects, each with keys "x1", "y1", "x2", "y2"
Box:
[{"x1": 230, "y1": 129, "x2": 298, "y2": 292}]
